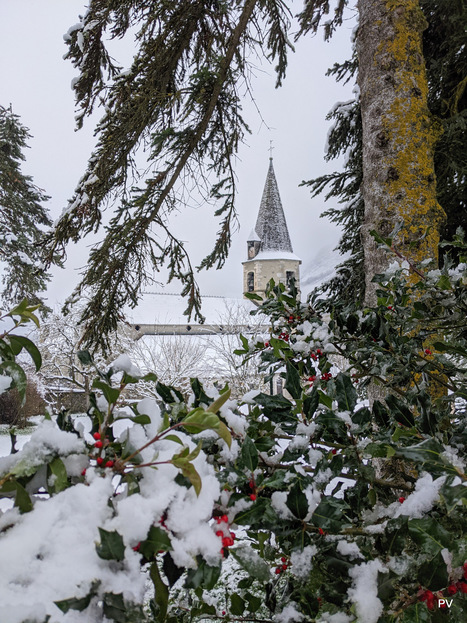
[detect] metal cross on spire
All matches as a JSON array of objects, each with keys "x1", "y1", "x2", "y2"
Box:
[{"x1": 269, "y1": 140, "x2": 274, "y2": 160}]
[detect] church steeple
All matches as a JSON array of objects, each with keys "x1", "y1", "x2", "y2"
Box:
[
  {"x1": 254, "y1": 158, "x2": 293, "y2": 253},
  {"x1": 243, "y1": 158, "x2": 301, "y2": 298}
]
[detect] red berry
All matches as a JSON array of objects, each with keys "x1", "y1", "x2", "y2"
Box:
[
  {"x1": 105, "y1": 460, "x2": 114, "y2": 468},
  {"x1": 216, "y1": 530, "x2": 223, "y2": 537},
  {"x1": 424, "y1": 349, "x2": 432, "y2": 355},
  {"x1": 281, "y1": 556, "x2": 287, "y2": 563},
  {"x1": 447, "y1": 584, "x2": 457, "y2": 595},
  {"x1": 81, "y1": 468, "x2": 87, "y2": 476},
  {"x1": 318, "y1": 528, "x2": 325, "y2": 536},
  {"x1": 96, "y1": 457, "x2": 104, "y2": 466},
  {"x1": 250, "y1": 494, "x2": 257, "y2": 501},
  {"x1": 308, "y1": 375, "x2": 316, "y2": 382},
  {"x1": 93, "y1": 432, "x2": 101, "y2": 440},
  {"x1": 249, "y1": 480, "x2": 255, "y2": 489},
  {"x1": 282, "y1": 564, "x2": 287, "y2": 571},
  {"x1": 95, "y1": 440, "x2": 103, "y2": 449},
  {"x1": 331, "y1": 449, "x2": 337, "y2": 455},
  {"x1": 222, "y1": 612, "x2": 226, "y2": 616},
  {"x1": 426, "y1": 599, "x2": 434, "y2": 611},
  {"x1": 439, "y1": 601, "x2": 447, "y2": 609},
  {"x1": 398, "y1": 496, "x2": 405, "y2": 503},
  {"x1": 458, "y1": 582, "x2": 467, "y2": 594},
  {"x1": 264, "y1": 342, "x2": 269, "y2": 348},
  {"x1": 275, "y1": 567, "x2": 281, "y2": 574},
  {"x1": 221, "y1": 515, "x2": 229, "y2": 523},
  {"x1": 230, "y1": 531, "x2": 236, "y2": 540},
  {"x1": 420, "y1": 590, "x2": 434, "y2": 602}
]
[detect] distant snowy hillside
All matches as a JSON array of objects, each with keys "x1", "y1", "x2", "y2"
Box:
[{"x1": 300, "y1": 245, "x2": 344, "y2": 297}]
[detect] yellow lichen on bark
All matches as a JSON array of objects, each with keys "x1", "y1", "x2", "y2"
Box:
[{"x1": 379, "y1": 0, "x2": 445, "y2": 271}]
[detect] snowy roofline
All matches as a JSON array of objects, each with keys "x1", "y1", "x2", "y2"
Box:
[
  {"x1": 243, "y1": 250, "x2": 302, "y2": 262},
  {"x1": 247, "y1": 228, "x2": 261, "y2": 242}
]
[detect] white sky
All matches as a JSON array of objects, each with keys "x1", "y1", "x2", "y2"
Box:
[{"x1": 0, "y1": 0, "x2": 357, "y2": 308}]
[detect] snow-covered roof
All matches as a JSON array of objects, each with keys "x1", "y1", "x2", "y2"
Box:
[
  {"x1": 127, "y1": 292, "x2": 256, "y2": 325},
  {"x1": 254, "y1": 159, "x2": 294, "y2": 254},
  {"x1": 244, "y1": 250, "x2": 301, "y2": 262},
  {"x1": 247, "y1": 228, "x2": 261, "y2": 242}
]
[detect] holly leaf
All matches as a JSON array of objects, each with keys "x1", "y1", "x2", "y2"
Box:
[
  {"x1": 206, "y1": 388, "x2": 231, "y2": 413},
  {"x1": 286, "y1": 481, "x2": 308, "y2": 520},
  {"x1": 0, "y1": 361, "x2": 27, "y2": 404},
  {"x1": 92, "y1": 379, "x2": 120, "y2": 406},
  {"x1": 335, "y1": 372, "x2": 357, "y2": 412},
  {"x1": 55, "y1": 594, "x2": 93, "y2": 614},
  {"x1": 96, "y1": 528, "x2": 125, "y2": 561},
  {"x1": 230, "y1": 593, "x2": 246, "y2": 616},
  {"x1": 185, "y1": 556, "x2": 221, "y2": 590},
  {"x1": 8, "y1": 335, "x2": 42, "y2": 371},
  {"x1": 139, "y1": 526, "x2": 172, "y2": 559},
  {"x1": 230, "y1": 546, "x2": 271, "y2": 582},
  {"x1": 285, "y1": 361, "x2": 301, "y2": 399},
  {"x1": 241, "y1": 436, "x2": 258, "y2": 471},
  {"x1": 385, "y1": 395, "x2": 415, "y2": 427},
  {"x1": 150, "y1": 563, "x2": 169, "y2": 622},
  {"x1": 48, "y1": 457, "x2": 68, "y2": 493}
]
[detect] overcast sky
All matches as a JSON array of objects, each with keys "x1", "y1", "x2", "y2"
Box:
[{"x1": 0, "y1": 0, "x2": 357, "y2": 310}]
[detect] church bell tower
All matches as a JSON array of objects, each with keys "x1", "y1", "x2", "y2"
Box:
[{"x1": 242, "y1": 158, "x2": 301, "y2": 298}]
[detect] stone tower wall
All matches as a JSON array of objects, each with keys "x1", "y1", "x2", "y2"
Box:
[{"x1": 242, "y1": 258, "x2": 301, "y2": 297}]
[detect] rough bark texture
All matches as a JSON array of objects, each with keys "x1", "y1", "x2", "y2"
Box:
[{"x1": 357, "y1": 0, "x2": 446, "y2": 305}]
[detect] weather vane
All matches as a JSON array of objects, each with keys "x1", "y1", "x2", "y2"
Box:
[{"x1": 269, "y1": 140, "x2": 274, "y2": 159}]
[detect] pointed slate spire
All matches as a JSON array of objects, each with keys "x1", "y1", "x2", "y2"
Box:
[{"x1": 254, "y1": 158, "x2": 293, "y2": 253}]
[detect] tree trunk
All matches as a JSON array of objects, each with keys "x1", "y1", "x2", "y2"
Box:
[{"x1": 357, "y1": 0, "x2": 446, "y2": 306}]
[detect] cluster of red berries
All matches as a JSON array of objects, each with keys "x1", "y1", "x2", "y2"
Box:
[
  {"x1": 321, "y1": 372, "x2": 332, "y2": 381},
  {"x1": 310, "y1": 349, "x2": 323, "y2": 361},
  {"x1": 424, "y1": 348, "x2": 432, "y2": 355},
  {"x1": 92, "y1": 432, "x2": 114, "y2": 469},
  {"x1": 275, "y1": 556, "x2": 288, "y2": 574},
  {"x1": 419, "y1": 563, "x2": 467, "y2": 609},
  {"x1": 387, "y1": 305, "x2": 394, "y2": 311},
  {"x1": 278, "y1": 332, "x2": 289, "y2": 342},
  {"x1": 287, "y1": 314, "x2": 301, "y2": 324},
  {"x1": 215, "y1": 515, "x2": 236, "y2": 554}
]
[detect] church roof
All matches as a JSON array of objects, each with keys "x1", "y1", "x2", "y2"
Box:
[{"x1": 254, "y1": 159, "x2": 294, "y2": 253}]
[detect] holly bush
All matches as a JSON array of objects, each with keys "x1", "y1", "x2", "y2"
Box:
[
  {"x1": 1, "y1": 239, "x2": 467, "y2": 622},
  {"x1": 0, "y1": 299, "x2": 42, "y2": 404}
]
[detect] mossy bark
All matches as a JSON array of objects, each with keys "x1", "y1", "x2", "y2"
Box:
[{"x1": 357, "y1": 0, "x2": 446, "y2": 305}]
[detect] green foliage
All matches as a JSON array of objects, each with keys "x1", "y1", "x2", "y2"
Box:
[
  {"x1": 0, "y1": 300, "x2": 41, "y2": 405},
  {"x1": 0, "y1": 105, "x2": 52, "y2": 310},
  {"x1": 198, "y1": 247, "x2": 467, "y2": 622},
  {"x1": 43, "y1": 0, "x2": 294, "y2": 351}
]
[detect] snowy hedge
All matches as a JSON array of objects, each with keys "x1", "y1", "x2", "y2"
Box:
[{"x1": 1, "y1": 238, "x2": 467, "y2": 622}]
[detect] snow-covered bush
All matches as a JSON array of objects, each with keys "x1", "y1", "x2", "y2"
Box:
[
  {"x1": 0, "y1": 353, "x2": 232, "y2": 622},
  {"x1": 2, "y1": 235, "x2": 467, "y2": 622}
]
